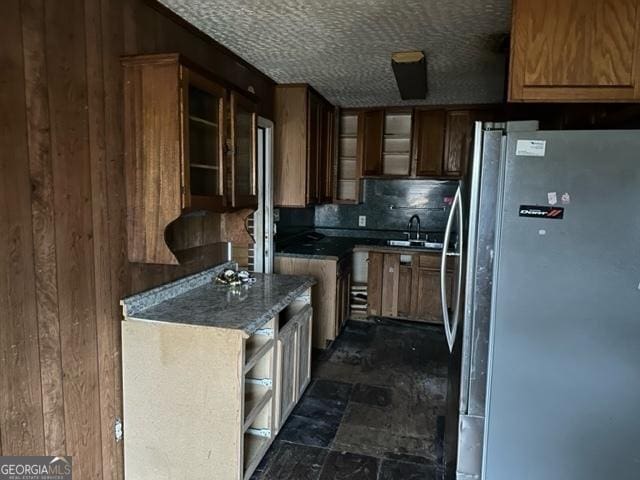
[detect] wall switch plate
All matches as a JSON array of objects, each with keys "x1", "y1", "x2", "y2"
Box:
[{"x1": 358, "y1": 215, "x2": 367, "y2": 227}]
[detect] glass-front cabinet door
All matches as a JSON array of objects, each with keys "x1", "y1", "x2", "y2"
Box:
[
  {"x1": 230, "y1": 91, "x2": 258, "y2": 209},
  {"x1": 181, "y1": 67, "x2": 226, "y2": 210}
]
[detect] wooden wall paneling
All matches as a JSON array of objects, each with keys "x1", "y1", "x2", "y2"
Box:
[
  {"x1": 2, "y1": 0, "x2": 277, "y2": 476},
  {"x1": 100, "y1": 0, "x2": 127, "y2": 476},
  {"x1": 45, "y1": 0, "x2": 103, "y2": 477},
  {"x1": 87, "y1": 0, "x2": 126, "y2": 477},
  {"x1": 0, "y1": 0, "x2": 46, "y2": 455},
  {"x1": 21, "y1": 0, "x2": 66, "y2": 456}
]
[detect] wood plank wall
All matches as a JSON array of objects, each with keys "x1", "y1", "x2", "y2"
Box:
[{"x1": 0, "y1": 0, "x2": 275, "y2": 478}]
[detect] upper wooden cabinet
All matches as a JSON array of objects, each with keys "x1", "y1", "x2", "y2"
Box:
[
  {"x1": 413, "y1": 109, "x2": 475, "y2": 179},
  {"x1": 357, "y1": 110, "x2": 413, "y2": 177},
  {"x1": 443, "y1": 110, "x2": 472, "y2": 178},
  {"x1": 358, "y1": 110, "x2": 385, "y2": 176},
  {"x1": 413, "y1": 109, "x2": 446, "y2": 177},
  {"x1": 274, "y1": 84, "x2": 335, "y2": 207},
  {"x1": 122, "y1": 53, "x2": 258, "y2": 264},
  {"x1": 509, "y1": 0, "x2": 640, "y2": 102},
  {"x1": 229, "y1": 91, "x2": 258, "y2": 209}
]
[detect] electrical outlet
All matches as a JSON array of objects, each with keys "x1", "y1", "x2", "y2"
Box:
[
  {"x1": 273, "y1": 209, "x2": 280, "y2": 222},
  {"x1": 358, "y1": 215, "x2": 367, "y2": 227}
]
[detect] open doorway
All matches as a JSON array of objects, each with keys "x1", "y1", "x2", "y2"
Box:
[{"x1": 251, "y1": 117, "x2": 274, "y2": 273}]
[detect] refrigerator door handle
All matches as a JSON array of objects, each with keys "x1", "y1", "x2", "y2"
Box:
[
  {"x1": 441, "y1": 185, "x2": 462, "y2": 352},
  {"x1": 451, "y1": 186, "x2": 464, "y2": 349}
]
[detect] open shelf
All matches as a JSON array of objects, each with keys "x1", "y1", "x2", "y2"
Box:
[
  {"x1": 243, "y1": 432, "x2": 271, "y2": 480},
  {"x1": 189, "y1": 115, "x2": 218, "y2": 128},
  {"x1": 382, "y1": 112, "x2": 412, "y2": 175},
  {"x1": 279, "y1": 300, "x2": 311, "y2": 330},
  {"x1": 244, "y1": 338, "x2": 274, "y2": 373},
  {"x1": 243, "y1": 383, "x2": 272, "y2": 429},
  {"x1": 190, "y1": 163, "x2": 219, "y2": 170}
]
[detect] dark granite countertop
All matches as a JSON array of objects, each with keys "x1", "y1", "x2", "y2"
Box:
[
  {"x1": 275, "y1": 233, "x2": 445, "y2": 260},
  {"x1": 121, "y1": 263, "x2": 316, "y2": 336},
  {"x1": 276, "y1": 236, "x2": 386, "y2": 260}
]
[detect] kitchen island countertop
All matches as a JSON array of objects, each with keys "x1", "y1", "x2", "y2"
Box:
[{"x1": 121, "y1": 262, "x2": 316, "y2": 335}]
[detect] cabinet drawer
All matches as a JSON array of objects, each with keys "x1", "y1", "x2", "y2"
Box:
[{"x1": 418, "y1": 254, "x2": 440, "y2": 269}]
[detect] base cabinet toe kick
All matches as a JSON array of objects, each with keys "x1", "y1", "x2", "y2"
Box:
[{"x1": 120, "y1": 265, "x2": 315, "y2": 480}]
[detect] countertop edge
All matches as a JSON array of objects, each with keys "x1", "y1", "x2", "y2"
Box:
[
  {"x1": 239, "y1": 276, "x2": 317, "y2": 335},
  {"x1": 120, "y1": 261, "x2": 237, "y2": 317},
  {"x1": 123, "y1": 274, "x2": 317, "y2": 336}
]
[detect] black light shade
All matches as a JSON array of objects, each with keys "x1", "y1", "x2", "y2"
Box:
[{"x1": 391, "y1": 51, "x2": 427, "y2": 100}]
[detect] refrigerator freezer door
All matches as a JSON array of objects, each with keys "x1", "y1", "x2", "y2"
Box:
[
  {"x1": 456, "y1": 127, "x2": 506, "y2": 479},
  {"x1": 441, "y1": 186, "x2": 464, "y2": 352},
  {"x1": 484, "y1": 131, "x2": 640, "y2": 480}
]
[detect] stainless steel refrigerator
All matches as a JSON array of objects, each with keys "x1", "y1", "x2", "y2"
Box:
[{"x1": 441, "y1": 121, "x2": 640, "y2": 480}]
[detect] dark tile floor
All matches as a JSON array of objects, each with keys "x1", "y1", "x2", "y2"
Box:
[{"x1": 251, "y1": 318, "x2": 450, "y2": 480}]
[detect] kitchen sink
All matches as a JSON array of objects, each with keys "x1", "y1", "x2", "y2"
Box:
[{"x1": 386, "y1": 239, "x2": 444, "y2": 249}]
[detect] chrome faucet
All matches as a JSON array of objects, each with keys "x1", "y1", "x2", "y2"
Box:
[{"x1": 407, "y1": 214, "x2": 421, "y2": 240}]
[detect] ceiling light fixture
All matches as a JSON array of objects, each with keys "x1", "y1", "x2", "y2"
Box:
[{"x1": 391, "y1": 51, "x2": 427, "y2": 100}]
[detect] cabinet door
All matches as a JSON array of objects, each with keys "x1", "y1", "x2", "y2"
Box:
[
  {"x1": 276, "y1": 321, "x2": 298, "y2": 428},
  {"x1": 306, "y1": 92, "x2": 321, "y2": 204},
  {"x1": 367, "y1": 252, "x2": 384, "y2": 316},
  {"x1": 182, "y1": 67, "x2": 227, "y2": 210},
  {"x1": 358, "y1": 110, "x2": 384, "y2": 176},
  {"x1": 230, "y1": 91, "x2": 258, "y2": 208},
  {"x1": 381, "y1": 254, "x2": 400, "y2": 317},
  {"x1": 397, "y1": 265, "x2": 413, "y2": 317},
  {"x1": 509, "y1": 0, "x2": 640, "y2": 101},
  {"x1": 342, "y1": 269, "x2": 351, "y2": 329},
  {"x1": 413, "y1": 109, "x2": 445, "y2": 177},
  {"x1": 443, "y1": 110, "x2": 471, "y2": 178},
  {"x1": 297, "y1": 308, "x2": 312, "y2": 398},
  {"x1": 319, "y1": 103, "x2": 335, "y2": 203},
  {"x1": 335, "y1": 272, "x2": 344, "y2": 336},
  {"x1": 335, "y1": 266, "x2": 351, "y2": 335},
  {"x1": 411, "y1": 268, "x2": 453, "y2": 323}
]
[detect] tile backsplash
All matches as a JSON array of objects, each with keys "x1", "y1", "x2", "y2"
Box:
[
  {"x1": 277, "y1": 178, "x2": 459, "y2": 239},
  {"x1": 315, "y1": 178, "x2": 459, "y2": 233}
]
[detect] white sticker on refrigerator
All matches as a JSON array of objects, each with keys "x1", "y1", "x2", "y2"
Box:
[
  {"x1": 547, "y1": 192, "x2": 557, "y2": 205},
  {"x1": 516, "y1": 139, "x2": 546, "y2": 157}
]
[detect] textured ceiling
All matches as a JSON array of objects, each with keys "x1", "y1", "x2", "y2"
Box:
[{"x1": 159, "y1": 0, "x2": 512, "y2": 107}]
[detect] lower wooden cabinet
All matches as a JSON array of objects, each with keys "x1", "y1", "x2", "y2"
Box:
[
  {"x1": 275, "y1": 300, "x2": 312, "y2": 431},
  {"x1": 335, "y1": 257, "x2": 352, "y2": 334},
  {"x1": 367, "y1": 250, "x2": 453, "y2": 324},
  {"x1": 276, "y1": 319, "x2": 297, "y2": 427},
  {"x1": 397, "y1": 264, "x2": 413, "y2": 317},
  {"x1": 411, "y1": 265, "x2": 453, "y2": 323},
  {"x1": 367, "y1": 252, "x2": 384, "y2": 316},
  {"x1": 275, "y1": 255, "x2": 351, "y2": 349},
  {"x1": 296, "y1": 307, "x2": 312, "y2": 398},
  {"x1": 122, "y1": 287, "x2": 313, "y2": 480}
]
